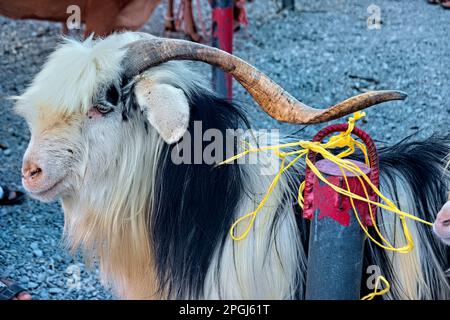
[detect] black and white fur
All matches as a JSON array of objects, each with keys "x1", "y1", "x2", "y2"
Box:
[{"x1": 148, "y1": 88, "x2": 450, "y2": 299}]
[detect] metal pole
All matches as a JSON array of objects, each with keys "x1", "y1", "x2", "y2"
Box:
[
  {"x1": 303, "y1": 159, "x2": 370, "y2": 300},
  {"x1": 211, "y1": 0, "x2": 233, "y2": 99}
]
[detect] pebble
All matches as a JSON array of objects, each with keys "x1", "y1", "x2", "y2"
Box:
[
  {"x1": 27, "y1": 282, "x2": 38, "y2": 289},
  {"x1": 33, "y1": 249, "x2": 43, "y2": 258},
  {"x1": 48, "y1": 288, "x2": 63, "y2": 295},
  {"x1": 30, "y1": 242, "x2": 39, "y2": 250},
  {"x1": 37, "y1": 273, "x2": 46, "y2": 282}
]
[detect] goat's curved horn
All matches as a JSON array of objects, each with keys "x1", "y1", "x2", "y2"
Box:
[{"x1": 123, "y1": 38, "x2": 406, "y2": 124}]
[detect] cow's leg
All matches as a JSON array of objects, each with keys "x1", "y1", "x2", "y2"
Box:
[
  {"x1": 233, "y1": 0, "x2": 249, "y2": 31},
  {"x1": 165, "y1": 0, "x2": 176, "y2": 31},
  {"x1": 233, "y1": 0, "x2": 241, "y2": 31},
  {"x1": 183, "y1": 0, "x2": 202, "y2": 42}
]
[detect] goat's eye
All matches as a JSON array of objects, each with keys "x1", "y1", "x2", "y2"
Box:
[
  {"x1": 105, "y1": 84, "x2": 120, "y2": 105},
  {"x1": 94, "y1": 104, "x2": 114, "y2": 114}
]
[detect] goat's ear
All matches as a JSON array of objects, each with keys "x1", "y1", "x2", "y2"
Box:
[{"x1": 134, "y1": 81, "x2": 190, "y2": 144}]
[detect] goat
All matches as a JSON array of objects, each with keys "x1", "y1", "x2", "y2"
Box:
[{"x1": 15, "y1": 32, "x2": 450, "y2": 299}]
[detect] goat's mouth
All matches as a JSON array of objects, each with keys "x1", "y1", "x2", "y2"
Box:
[
  {"x1": 26, "y1": 177, "x2": 67, "y2": 202},
  {"x1": 432, "y1": 225, "x2": 450, "y2": 245},
  {"x1": 436, "y1": 235, "x2": 450, "y2": 246}
]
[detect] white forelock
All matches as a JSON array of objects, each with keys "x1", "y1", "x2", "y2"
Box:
[{"x1": 16, "y1": 32, "x2": 145, "y2": 115}]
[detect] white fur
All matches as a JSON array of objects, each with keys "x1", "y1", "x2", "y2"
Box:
[
  {"x1": 204, "y1": 159, "x2": 305, "y2": 299},
  {"x1": 377, "y1": 175, "x2": 450, "y2": 299},
  {"x1": 17, "y1": 33, "x2": 143, "y2": 116}
]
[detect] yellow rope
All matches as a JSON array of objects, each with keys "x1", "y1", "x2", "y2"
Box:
[
  {"x1": 361, "y1": 276, "x2": 391, "y2": 300},
  {"x1": 220, "y1": 111, "x2": 433, "y2": 299}
]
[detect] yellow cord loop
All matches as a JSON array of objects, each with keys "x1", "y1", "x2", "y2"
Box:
[
  {"x1": 221, "y1": 111, "x2": 431, "y2": 244},
  {"x1": 220, "y1": 111, "x2": 433, "y2": 299},
  {"x1": 361, "y1": 276, "x2": 391, "y2": 300}
]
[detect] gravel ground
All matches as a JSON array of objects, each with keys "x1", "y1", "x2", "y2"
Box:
[{"x1": 1, "y1": 0, "x2": 450, "y2": 300}]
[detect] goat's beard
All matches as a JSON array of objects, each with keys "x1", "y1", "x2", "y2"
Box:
[{"x1": 60, "y1": 128, "x2": 166, "y2": 299}]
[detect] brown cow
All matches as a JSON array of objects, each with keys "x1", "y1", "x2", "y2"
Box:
[
  {"x1": 0, "y1": 0, "x2": 161, "y2": 37},
  {"x1": 0, "y1": 0, "x2": 246, "y2": 41}
]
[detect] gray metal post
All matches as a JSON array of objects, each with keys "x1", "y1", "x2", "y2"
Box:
[
  {"x1": 305, "y1": 207, "x2": 365, "y2": 299},
  {"x1": 302, "y1": 126, "x2": 377, "y2": 300}
]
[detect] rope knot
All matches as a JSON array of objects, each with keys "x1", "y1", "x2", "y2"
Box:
[{"x1": 220, "y1": 111, "x2": 431, "y2": 300}]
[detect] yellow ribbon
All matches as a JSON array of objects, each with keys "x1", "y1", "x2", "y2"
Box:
[
  {"x1": 361, "y1": 276, "x2": 391, "y2": 300},
  {"x1": 220, "y1": 111, "x2": 433, "y2": 299}
]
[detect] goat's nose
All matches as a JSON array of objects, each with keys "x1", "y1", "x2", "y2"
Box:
[
  {"x1": 437, "y1": 210, "x2": 450, "y2": 227},
  {"x1": 22, "y1": 161, "x2": 43, "y2": 181},
  {"x1": 434, "y1": 201, "x2": 450, "y2": 237}
]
